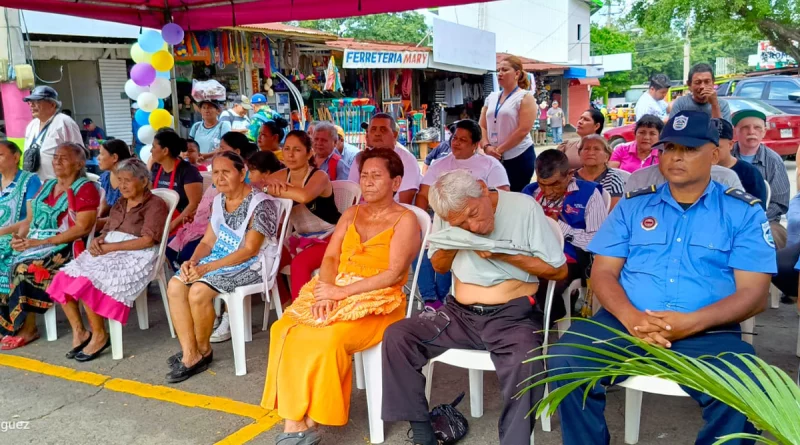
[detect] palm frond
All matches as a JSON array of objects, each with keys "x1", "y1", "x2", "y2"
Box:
[{"x1": 522, "y1": 318, "x2": 800, "y2": 445}]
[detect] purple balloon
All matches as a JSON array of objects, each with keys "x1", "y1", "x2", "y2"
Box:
[
  {"x1": 162, "y1": 23, "x2": 185, "y2": 46},
  {"x1": 131, "y1": 63, "x2": 156, "y2": 87}
]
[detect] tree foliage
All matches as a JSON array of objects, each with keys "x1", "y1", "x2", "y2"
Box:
[
  {"x1": 629, "y1": 0, "x2": 800, "y2": 63},
  {"x1": 293, "y1": 12, "x2": 430, "y2": 45},
  {"x1": 590, "y1": 24, "x2": 636, "y2": 98}
]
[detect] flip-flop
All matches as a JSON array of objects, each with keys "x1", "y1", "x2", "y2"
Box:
[{"x1": 1, "y1": 334, "x2": 40, "y2": 350}]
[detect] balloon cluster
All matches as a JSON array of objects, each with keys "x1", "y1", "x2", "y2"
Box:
[{"x1": 125, "y1": 23, "x2": 184, "y2": 159}]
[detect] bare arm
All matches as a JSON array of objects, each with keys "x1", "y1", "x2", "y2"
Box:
[
  {"x1": 479, "y1": 106, "x2": 490, "y2": 148},
  {"x1": 188, "y1": 224, "x2": 217, "y2": 264},
  {"x1": 266, "y1": 170, "x2": 332, "y2": 204},
  {"x1": 489, "y1": 252, "x2": 568, "y2": 281},
  {"x1": 430, "y1": 249, "x2": 458, "y2": 274},
  {"x1": 397, "y1": 189, "x2": 417, "y2": 205},
  {"x1": 45, "y1": 210, "x2": 96, "y2": 245},
  {"x1": 317, "y1": 207, "x2": 355, "y2": 284},
  {"x1": 690, "y1": 270, "x2": 769, "y2": 331},
  {"x1": 607, "y1": 161, "x2": 622, "y2": 168},
  {"x1": 414, "y1": 185, "x2": 430, "y2": 211},
  {"x1": 95, "y1": 235, "x2": 156, "y2": 254},
  {"x1": 496, "y1": 95, "x2": 537, "y2": 155},
  {"x1": 591, "y1": 255, "x2": 639, "y2": 321},
  {"x1": 171, "y1": 182, "x2": 203, "y2": 232}
]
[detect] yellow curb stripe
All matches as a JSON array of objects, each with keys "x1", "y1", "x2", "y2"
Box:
[
  {"x1": 104, "y1": 378, "x2": 271, "y2": 420},
  {"x1": 213, "y1": 414, "x2": 283, "y2": 445},
  {"x1": 0, "y1": 354, "x2": 110, "y2": 386},
  {"x1": 0, "y1": 354, "x2": 274, "y2": 422}
]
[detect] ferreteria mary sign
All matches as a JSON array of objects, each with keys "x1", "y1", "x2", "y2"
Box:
[{"x1": 343, "y1": 49, "x2": 430, "y2": 69}]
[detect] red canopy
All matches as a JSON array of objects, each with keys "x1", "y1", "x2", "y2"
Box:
[{"x1": 0, "y1": 0, "x2": 483, "y2": 30}]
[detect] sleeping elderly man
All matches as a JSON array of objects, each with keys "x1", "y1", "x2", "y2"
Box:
[{"x1": 381, "y1": 169, "x2": 567, "y2": 445}]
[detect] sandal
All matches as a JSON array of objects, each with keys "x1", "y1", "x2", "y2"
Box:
[
  {"x1": 275, "y1": 429, "x2": 322, "y2": 445},
  {"x1": 1, "y1": 334, "x2": 40, "y2": 351}
]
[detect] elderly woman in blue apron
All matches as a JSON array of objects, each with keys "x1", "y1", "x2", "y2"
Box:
[
  {"x1": 0, "y1": 143, "x2": 99, "y2": 350},
  {"x1": 164, "y1": 151, "x2": 280, "y2": 383},
  {"x1": 0, "y1": 141, "x2": 42, "y2": 296}
]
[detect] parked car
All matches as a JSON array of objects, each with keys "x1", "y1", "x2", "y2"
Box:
[
  {"x1": 603, "y1": 97, "x2": 800, "y2": 157},
  {"x1": 729, "y1": 76, "x2": 800, "y2": 115}
]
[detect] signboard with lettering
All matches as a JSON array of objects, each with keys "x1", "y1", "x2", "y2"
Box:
[
  {"x1": 343, "y1": 49, "x2": 429, "y2": 69},
  {"x1": 755, "y1": 41, "x2": 797, "y2": 70}
]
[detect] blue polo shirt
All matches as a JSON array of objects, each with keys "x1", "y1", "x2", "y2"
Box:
[{"x1": 589, "y1": 180, "x2": 776, "y2": 313}]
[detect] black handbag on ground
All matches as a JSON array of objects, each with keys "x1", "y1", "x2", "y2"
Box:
[{"x1": 430, "y1": 392, "x2": 469, "y2": 444}]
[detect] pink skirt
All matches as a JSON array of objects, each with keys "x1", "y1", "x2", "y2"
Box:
[{"x1": 48, "y1": 273, "x2": 132, "y2": 324}]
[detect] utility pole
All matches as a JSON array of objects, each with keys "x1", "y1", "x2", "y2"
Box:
[{"x1": 682, "y1": 27, "x2": 691, "y2": 83}]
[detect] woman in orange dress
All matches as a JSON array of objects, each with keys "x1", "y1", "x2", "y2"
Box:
[{"x1": 262, "y1": 148, "x2": 421, "y2": 444}]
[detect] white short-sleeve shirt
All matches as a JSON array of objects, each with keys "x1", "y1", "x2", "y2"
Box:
[
  {"x1": 347, "y1": 144, "x2": 421, "y2": 195},
  {"x1": 422, "y1": 153, "x2": 509, "y2": 189}
]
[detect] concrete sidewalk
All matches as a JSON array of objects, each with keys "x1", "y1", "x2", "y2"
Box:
[{"x1": 0, "y1": 283, "x2": 798, "y2": 444}]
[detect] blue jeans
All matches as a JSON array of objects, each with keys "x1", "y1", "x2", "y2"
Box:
[
  {"x1": 548, "y1": 309, "x2": 757, "y2": 445},
  {"x1": 413, "y1": 250, "x2": 451, "y2": 302},
  {"x1": 552, "y1": 126, "x2": 563, "y2": 143}
]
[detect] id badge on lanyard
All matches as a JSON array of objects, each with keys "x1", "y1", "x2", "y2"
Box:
[{"x1": 492, "y1": 87, "x2": 518, "y2": 146}]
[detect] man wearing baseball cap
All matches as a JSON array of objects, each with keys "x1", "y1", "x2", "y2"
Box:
[
  {"x1": 22, "y1": 86, "x2": 84, "y2": 180},
  {"x1": 82, "y1": 118, "x2": 105, "y2": 140},
  {"x1": 732, "y1": 109, "x2": 790, "y2": 248},
  {"x1": 247, "y1": 93, "x2": 279, "y2": 141},
  {"x1": 549, "y1": 110, "x2": 776, "y2": 445},
  {"x1": 219, "y1": 95, "x2": 252, "y2": 134}
]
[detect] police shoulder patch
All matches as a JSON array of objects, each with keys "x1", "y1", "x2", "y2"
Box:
[
  {"x1": 724, "y1": 187, "x2": 762, "y2": 206},
  {"x1": 625, "y1": 185, "x2": 657, "y2": 199}
]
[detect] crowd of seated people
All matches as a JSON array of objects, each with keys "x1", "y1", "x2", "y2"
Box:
[{"x1": 1, "y1": 60, "x2": 796, "y2": 445}]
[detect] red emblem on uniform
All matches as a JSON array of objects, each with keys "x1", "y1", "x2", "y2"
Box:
[{"x1": 641, "y1": 216, "x2": 657, "y2": 231}]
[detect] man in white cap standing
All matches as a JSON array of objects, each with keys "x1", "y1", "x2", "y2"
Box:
[
  {"x1": 23, "y1": 86, "x2": 83, "y2": 181},
  {"x1": 219, "y1": 95, "x2": 252, "y2": 134}
]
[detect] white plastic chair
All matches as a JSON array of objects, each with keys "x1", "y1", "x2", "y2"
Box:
[
  {"x1": 419, "y1": 218, "x2": 565, "y2": 443},
  {"x1": 601, "y1": 189, "x2": 611, "y2": 213},
  {"x1": 331, "y1": 180, "x2": 362, "y2": 213},
  {"x1": 107, "y1": 189, "x2": 179, "y2": 359},
  {"x1": 764, "y1": 180, "x2": 771, "y2": 209},
  {"x1": 86, "y1": 172, "x2": 100, "y2": 183},
  {"x1": 618, "y1": 317, "x2": 755, "y2": 444},
  {"x1": 213, "y1": 197, "x2": 293, "y2": 376},
  {"x1": 611, "y1": 167, "x2": 631, "y2": 184},
  {"x1": 200, "y1": 171, "x2": 213, "y2": 192},
  {"x1": 45, "y1": 185, "x2": 105, "y2": 342},
  {"x1": 359, "y1": 204, "x2": 432, "y2": 444}
]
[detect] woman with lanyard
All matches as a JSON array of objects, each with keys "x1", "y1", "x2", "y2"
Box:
[
  {"x1": 190, "y1": 100, "x2": 232, "y2": 162},
  {"x1": 149, "y1": 131, "x2": 203, "y2": 236},
  {"x1": 479, "y1": 56, "x2": 538, "y2": 192}
]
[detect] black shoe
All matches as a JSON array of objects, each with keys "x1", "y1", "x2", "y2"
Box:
[
  {"x1": 167, "y1": 351, "x2": 183, "y2": 368},
  {"x1": 66, "y1": 333, "x2": 92, "y2": 359},
  {"x1": 275, "y1": 429, "x2": 322, "y2": 445},
  {"x1": 165, "y1": 352, "x2": 212, "y2": 384},
  {"x1": 74, "y1": 338, "x2": 111, "y2": 362},
  {"x1": 780, "y1": 294, "x2": 795, "y2": 304}
]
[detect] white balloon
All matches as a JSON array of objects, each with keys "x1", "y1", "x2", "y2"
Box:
[
  {"x1": 124, "y1": 79, "x2": 149, "y2": 100},
  {"x1": 137, "y1": 125, "x2": 156, "y2": 145},
  {"x1": 150, "y1": 77, "x2": 172, "y2": 99},
  {"x1": 137, "y1": 92, "x2": 159, "y2": 112},
  {"x1": 139, "y1": 144, "x2": 153, "y2": 163}
]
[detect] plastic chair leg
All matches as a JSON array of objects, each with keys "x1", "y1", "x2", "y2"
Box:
[
  {"x1": 540, "y1": 383, "x2": 552, "y2": 432},
  {"x1": 243, "y1": 294, "x2": 253, "y2": 343},
  {"x1": 158, "y1": 274, "x2": 176, "y2": 338},
  {"x1": 624, "y1": 388, "x2": 643, "y2": 444},
  {"x1": 423, "y1": 362, "x2": 434, "y2": 403},
  {"x1": 468, "y1": 369, "x2": 484, "y2": 418},
  {"x1": 109, "y1": 320, "x2": 123, "y2": 360},
  {"x1": 214, "y1": 298, "x2": 222, "y2": 317},
  {"x1": 362, "y1": 344, "x2": 385, "y2": 444},
  {"x1": 770, "y1": 284, "x2": 781, "y2": 309},
  {"x1": 354, "y1": 352, "x2": 365, "y2": 390},
  {"x1": 136, "y1": 290, "x2": 149, "y2": 330},
  {"x1": 44, "y1": 307, "x2": 57, "y2": 341},
  {"x1": 226, "y1": 294, "x2": 248, "y2": 376}
]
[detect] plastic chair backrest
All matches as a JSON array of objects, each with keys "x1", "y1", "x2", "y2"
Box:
[
  {"x1": 764, "y1": 180, "x2": 771, "y2": 209},
  {"x1": 611, "y1": 167, "x2": 631, "y2": 183},
  {"x1": 331, "y1": 180, "x2": 362, "y2": 213},
  {"x1": 542, "y1": 217, "x2": 566, "y2": 333},
  {"x1": 87, "y1": 172, "x2": 100, "y2": 183},
  {"x1": 403, "y1": 204, "x2": 433, "y2": 318},
  {"x1": 200, "y1": 171, "x2": 213, "y2": 192},
  {"x1": 150, "y1": 189, "x2": 180, "y2": 278},
  {"x1": 260, "y1": 197, "x2": 294, "y2": 288},
  {"x1": 86, "y1": 186, "x2": 106, "y2": 246},
  {"x1": 601, "y1": 189, "x2": 611, "y2": 212}
]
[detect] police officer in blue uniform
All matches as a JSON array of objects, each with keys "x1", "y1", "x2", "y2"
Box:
[
  {"x1": 548, "y1": 110, "x2": 776, "y2": 445},
  {"x1": 522, "y1": 149, "x2": 608, "y2": 320}
]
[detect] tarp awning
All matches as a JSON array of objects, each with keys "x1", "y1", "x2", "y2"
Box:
[{"x1": 2, "y1": 0, "x2": 489, "y2": 30}]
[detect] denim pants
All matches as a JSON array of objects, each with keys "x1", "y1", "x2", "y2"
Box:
[
  {"x1": 413, "y1": 250, "x2": 451, "y2": 303},
  {"x1": 552, "y1": 126, "x2": 563, "y2": 143}
]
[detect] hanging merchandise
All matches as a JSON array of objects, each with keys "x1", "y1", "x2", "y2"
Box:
[{"x1": 324, "y1": 56, "x2": 342, "y2": 92}]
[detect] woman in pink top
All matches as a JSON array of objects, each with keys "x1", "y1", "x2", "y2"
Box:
[{"x1": 608, "y1": 115, "x2": 664, "y2": 173}]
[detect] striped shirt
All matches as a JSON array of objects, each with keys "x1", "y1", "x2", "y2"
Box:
[
  {"x1": 732, "y1": 142, "x2": 789, "y2": 222},
  {"x1": 577, "y1": 167, "x2": 626, "y2": 198}
]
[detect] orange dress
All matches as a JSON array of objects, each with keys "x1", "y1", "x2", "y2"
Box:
[{"x1": 261, "y1": 207, "x2": 407, "y2": 425}]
